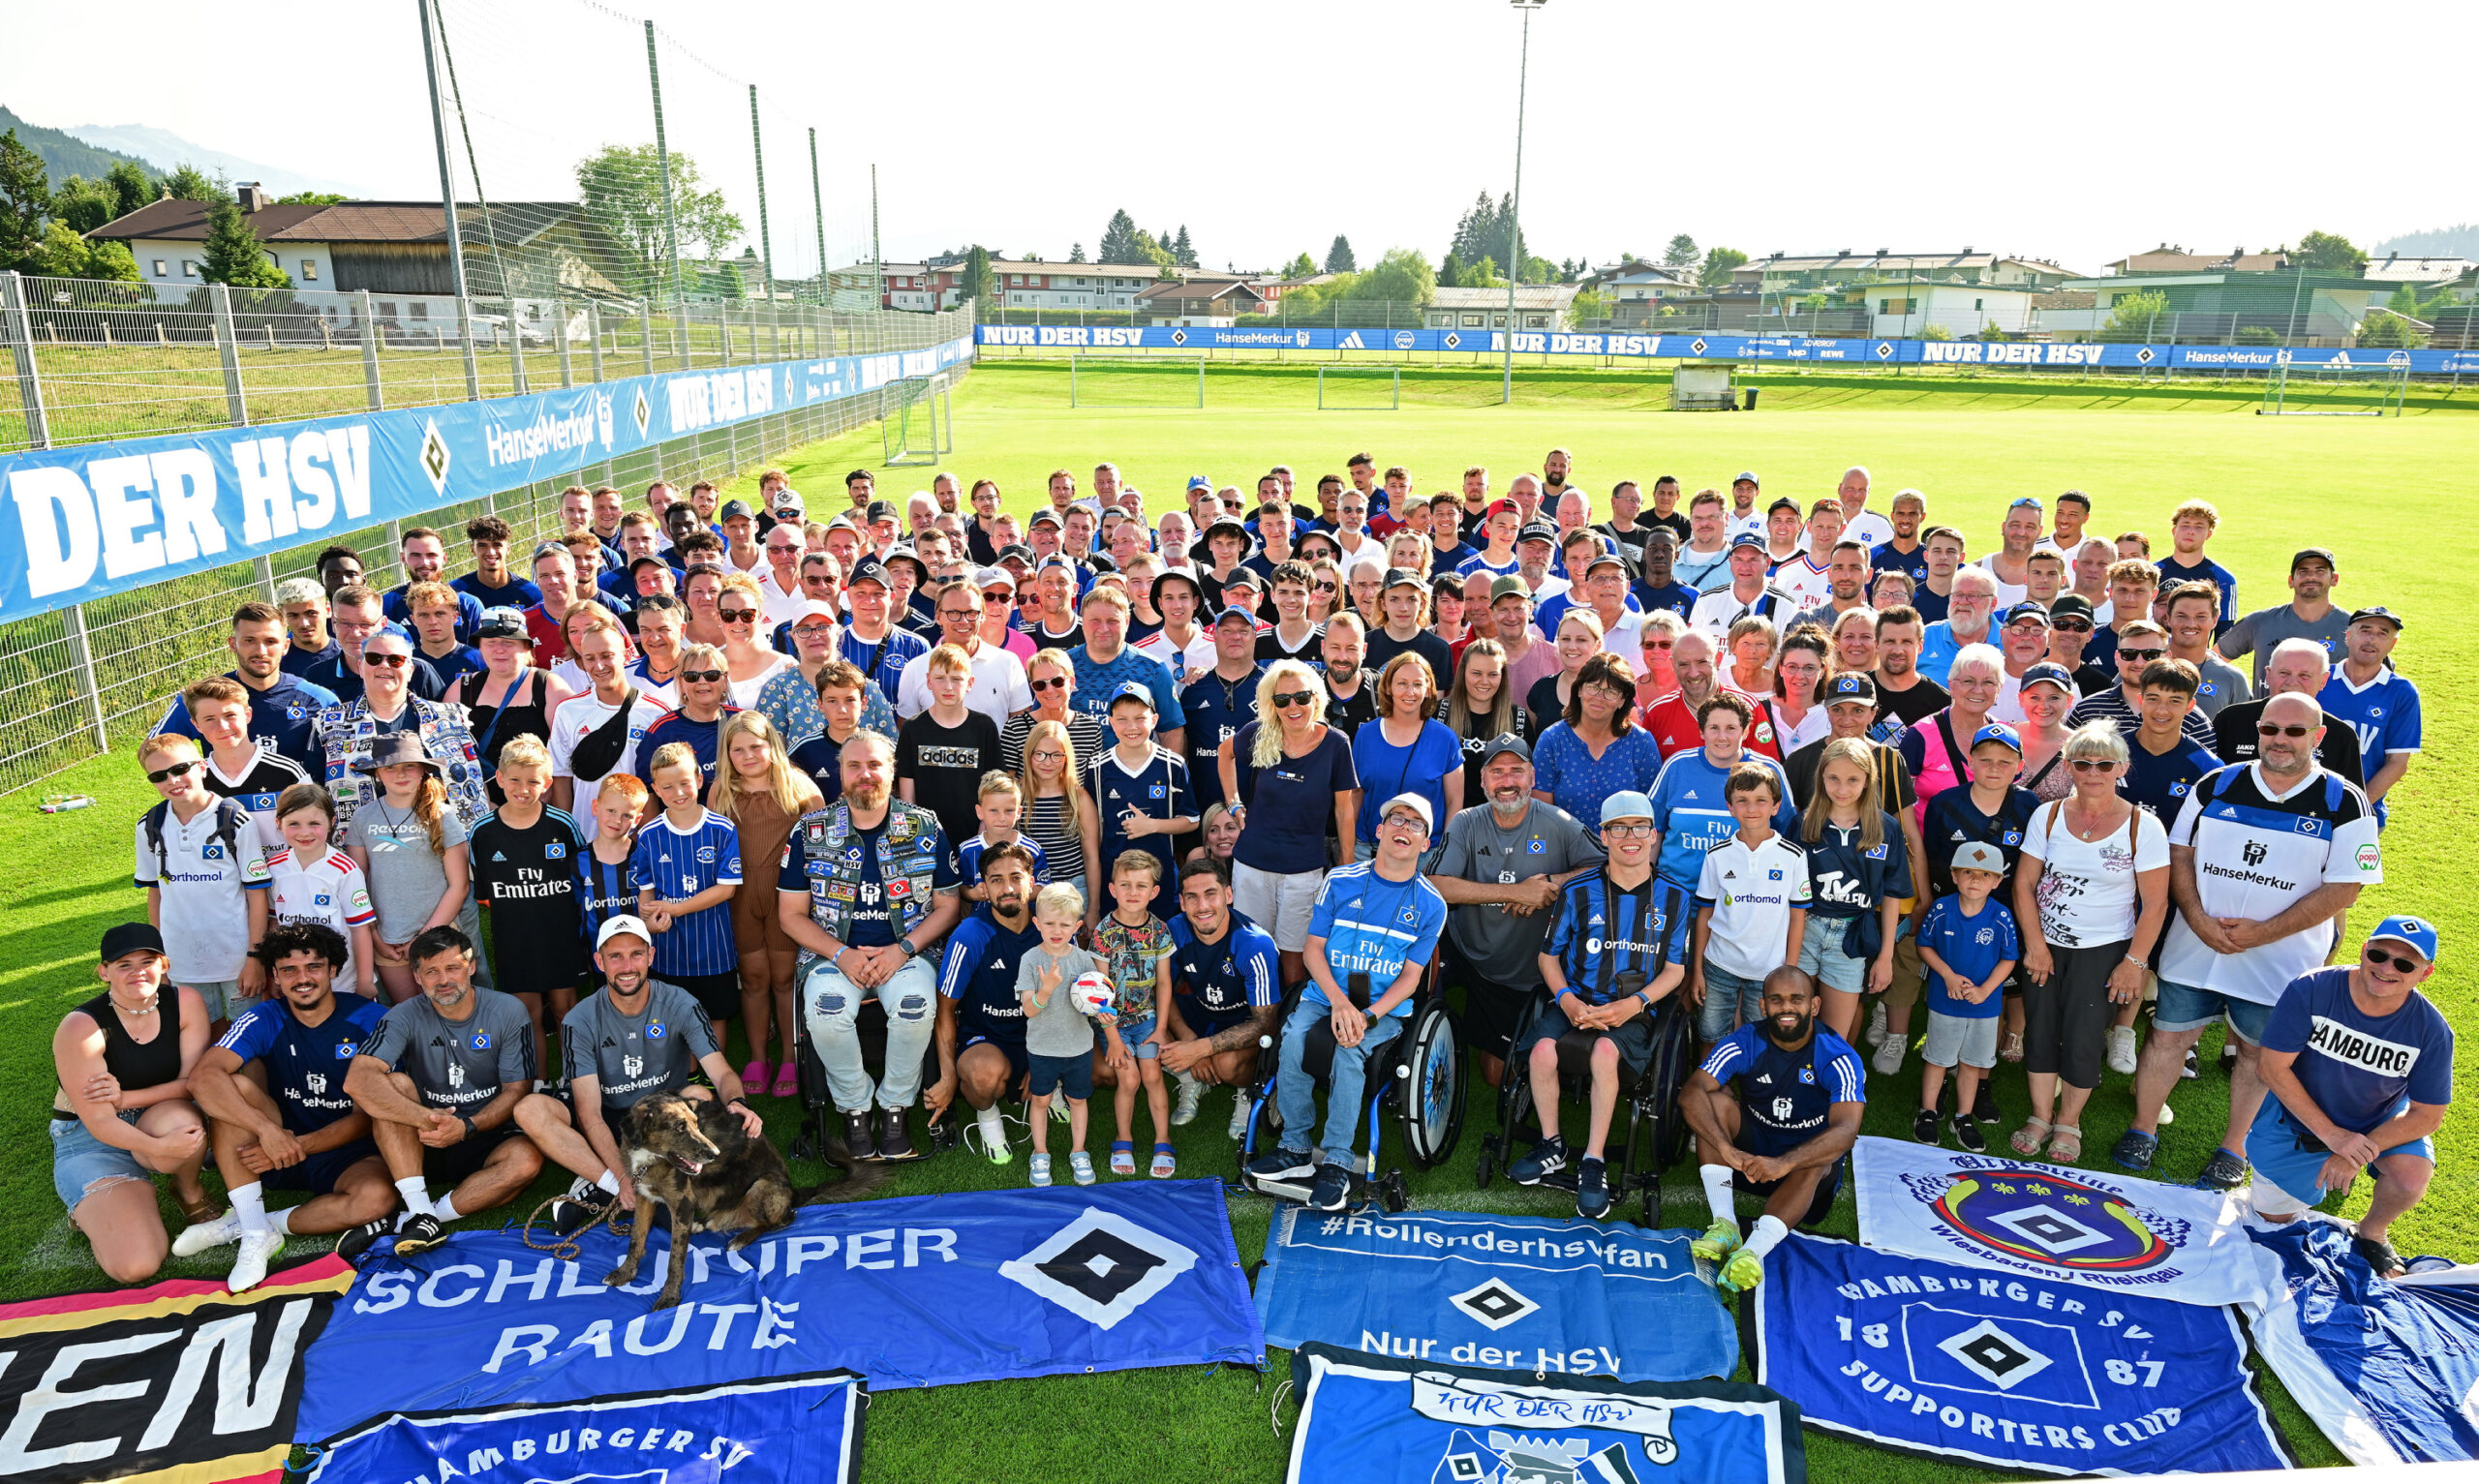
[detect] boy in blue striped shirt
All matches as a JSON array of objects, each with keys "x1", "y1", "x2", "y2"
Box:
[{"x1": 631, "y1": 742, "x2": 743, "y2": 1040}]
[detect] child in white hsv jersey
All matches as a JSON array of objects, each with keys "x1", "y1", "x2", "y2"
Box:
[{"x1": 262, "y1": 784, "x2": 378, "y2": 999}]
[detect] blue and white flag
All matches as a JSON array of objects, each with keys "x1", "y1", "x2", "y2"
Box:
[
  {"x1": 1754, "y1": 1233, "x2": 2290, "y2": 1476},
  {"x1": 307, "y1": 1372, "x2": 862, "y2": 1484},
  {"x1": 1255, "y1": 1207, "x2": 1735, "y2": 1383},
  {"x1": 1285, "y1": 1343, "x2": 1803, "y2": 1484},
  {"x1": 2249, "y1": 1220, "x2": 2479, "y2": 1464},
  {"x1": 295, "y1": 1181, "x2": 1260, "y2": 1439},
  {"x1": 1852, "y1": 1136, "x2": 2278, "y2": 1307}
]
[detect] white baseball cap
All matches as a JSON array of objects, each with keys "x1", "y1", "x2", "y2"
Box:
[{"x1": 597, "y1": 914, "x2": 654, "y2": 950}]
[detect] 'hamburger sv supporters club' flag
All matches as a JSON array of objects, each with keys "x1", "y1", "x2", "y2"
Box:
[
  {"x1": 1754, "y1": 1233, "x2": 2290, "y2": 1476},
  {"x1": 1852, "y1": 1136, "x2": 2278, "y2": 1308}
]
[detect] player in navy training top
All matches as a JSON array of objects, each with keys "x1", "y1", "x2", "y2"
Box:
[
  {"x1": 1682, "y1": 967, "x2": 1866, "y2": 1292},
  {"x1": 933, "y1": 842, "x2": 1045, "y2": 1161},
  {"x1": 1159, "y1": 860, "x2": 1283, "y2": 1093}
]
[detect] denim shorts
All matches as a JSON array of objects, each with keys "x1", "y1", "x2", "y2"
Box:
[
  {"x1": 2152, "y1": 979, "x2": 2272, "y2": 1044},
  {"x1": 2247, "y1": 1100, "x2": 2434, "y2": 1216},
  {"x1": 1796, "y1": 933, "x2": 1869, "y2": 995},
  {"x1": 51, "y1": 1111, "x2": 150, "y2": 1210},
  {"x1": 1696, "y1": 966, "x2": 1767, "y2": 1042},
  {"x1": 1029, "y1": 1051, "x2": 1095, "y2": 1102},
  {"x1": 186, "y1": 979, "x2": 244, "y2": 1022},
  {"x1": 1115, "y1": 1015, "x2": 1161, "y2": 1060}
]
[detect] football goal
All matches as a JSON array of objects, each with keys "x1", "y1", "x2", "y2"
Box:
[
  {"x1": 1068, "y1": 354, "x2": 1206, "y2": 409},
  {"x1": 2258, "y1": 358, "x2": 2408, "y2": 417},
  {"x1": 1317, "y1": 364, "x2": 1400, "y2": 409},
  {"x1": 881, "y1": 373, "x2": 953, "y2": 465}
]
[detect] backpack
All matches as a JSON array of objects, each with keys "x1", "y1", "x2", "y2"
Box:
[{"x1": 142, "y1": 796, "x2": 252, "y2": 878}]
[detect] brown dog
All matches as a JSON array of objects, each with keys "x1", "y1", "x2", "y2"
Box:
[{"x1": 602, "y1": 1092, "x2": 882, "y2": 1310}]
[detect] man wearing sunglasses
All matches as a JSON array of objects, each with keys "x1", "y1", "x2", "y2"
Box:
[
  {"x1": 2214, "y1": 639, "x2": 2363, "y2": 783},
  {"x1": 2247, "y1": 915, "x2": 2451, "y2": 1278},
  {"x1": 2066, "y1": 620, "x2": 2216, "y2": 749},
  {"x1": 894, "y1": 579, "x2": 1030, "y2": 726},
  {"x1": 2117, "y1": 692, "x2": 2381, "y2": 1187},
  {"x1": 313, "y1": 628, "x2": 488, "y2": 836},
  {"x1": 2043, "y1": 594, "x2": 2113, "y2": 695}
]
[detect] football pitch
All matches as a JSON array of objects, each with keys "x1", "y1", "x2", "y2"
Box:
[{"x1": 1, "y1": 358, "x2": 2471, "y2": 1481}]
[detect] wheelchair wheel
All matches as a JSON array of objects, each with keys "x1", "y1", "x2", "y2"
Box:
[
  {"x1": 1648, "y1": 1004, "x2": 1696, "y2": 1171},
  {"x1": 1395, "y1": 996, "x2": 1465, "y2": 1170}
]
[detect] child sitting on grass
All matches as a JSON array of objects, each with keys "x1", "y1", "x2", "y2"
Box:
[
  {"x1": 1092, "y1": 853, "x2": 1178, "y2": 1177},
  {"x1": 1913, "y1": 842, "x2": 2020, "y2": 1153},
  {"x1": 1017, "y1": 882, "x2": 1108, "y2": 1188}
]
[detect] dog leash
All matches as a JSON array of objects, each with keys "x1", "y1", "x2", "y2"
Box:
[{"x1": 515, "y1": 1194, "x2": 636, "y2": 1262}]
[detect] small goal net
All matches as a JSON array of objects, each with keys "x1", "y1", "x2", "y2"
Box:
[
  {"x1": 2258, "y1": 358, "x2": 2408, "y2": 417},
  {"x1": 881, "y1": 373, "x2": 953, "y2": 465},
  {"x1": 1068, "y1": 354, "x2": 1205, "y2": 409}
]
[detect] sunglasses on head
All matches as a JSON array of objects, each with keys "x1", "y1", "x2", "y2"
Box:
[
  {"x1": 1029, "y1": 676, "x2": 1066, "y2": 693},
  {"x1": 2256, "y1": 722, "x2": 2313, "y2": 739},
  {"x1": 717, "y1": 608, "x2": 758, "y2": 624},
  {"x1": 1272, "y1": 689, "x2": 1315, "y2": 708},
  {"x1": 363, "y1": 651, "x2": 410, "y2": 668},
  {"x1": 2364, "y1": 944, "x2": 2423, "y2": 974},
  {"x1": 681, "y1": 668, "x2": 725, "y2": 684},
  {"x1": 146, "y1": 760, "x2": 199, "y2": 784}
]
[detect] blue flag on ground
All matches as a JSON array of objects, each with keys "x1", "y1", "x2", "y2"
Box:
[
  {"x1": 2249, "y1": 1220, "x2": 2479, "y2": 1464},
  {"x1": 1285, "y1": 1343, "x2": 1804, "y2": 1484},
  {"x1": 1754, "y1": 1231, "x2": 2290, "y2": 1476},
  {"x1": 307, "y1": 1373, "x2": 863, "y2": 1484},
  {"x1": 1255, "y1": 1207, "x2": 1735, "y2": 1383},
  {"x1": 296, "y1": 1181, "x2": 1260, "y2": 1440}
]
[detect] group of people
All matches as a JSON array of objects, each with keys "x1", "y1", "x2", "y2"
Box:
[{"x1": 62, "y1": 451, "x2": 2445, "y2": 1300}]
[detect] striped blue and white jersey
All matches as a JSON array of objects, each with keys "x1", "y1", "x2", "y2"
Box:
[
  {"x1": 628, "y1": 808, "x2": 744, "y2": 977},
  {"x1": 1546, "y1": 869, "x2": 1692, "y2": 1005}
]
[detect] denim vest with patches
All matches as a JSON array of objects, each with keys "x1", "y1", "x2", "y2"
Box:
[{"x1": 789, "y1": 799, "x2": 946, "y2": 960}]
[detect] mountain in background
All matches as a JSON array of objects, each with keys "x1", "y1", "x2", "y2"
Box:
[
  {"x1": 0, "y1": 105, "x2": 156, "y2": 184},
  {"x1": 64, "y1": 119, "x2": 362, "y2": 198},
  {"x1": 2373, "y1": 224, "x2": 2479, "y2": 259}
]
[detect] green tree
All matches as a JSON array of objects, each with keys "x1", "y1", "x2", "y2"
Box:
[
  {"x1": 1569, "y1": 287, "x2": 1612, "y2": 325},
  {"x1": 1067, "y1": 242, "x2": 1086, "y2": 262},
  {"x1": 573, "y1": 143, "x2": 744, "y2": 296},
  {"x1": 1450, "y1": 192, "x2": 1523, "y2": 269},
  {"x1": 1439, "y1": 251, "x2": 1468, "y2": 288},
  {"x1": 1098, "y1": 209, "x2": 1145, "y2": 264},
  {"x1": 1282, "y1": 251, "x2": 1317, "y2": 279},
  {"x1": 2357, "y1": 310, "x2": 2427, "y2": 348},
  {"x1": 0, "y1": 129, "x2": 50, "y2": 272},
  {"x1": 1663, "y1": 232, "x2": 1699, "y2": 268},
  {"x1": 160, "y1": 162, "x2": 219, "y2": 201},
  {"x1": 1325, "y1": 235, "x2": 1357, "y2": 274},
  {"x1": 32, "y1": 219, "x2": 138, "y2": 281},
  {"x1": 1173, "y1": 225, "x2": 1196, "y2": 268},
  {"x1": 958, "y1": 245, "x2": 994, "y2": 311},
  {"x1": 106, "y1": 160, "x2": 155, "y2": 217},
  {"x1": 1699, "y1": 246, "x2": 1749, "y2": 288},
  {"x1": 1351, "y1": 246, "x2": 1434, "y2": 306},
  {"x1": 199, "y1": 197, "x2": 289, "y2": 288},
  {"x1": 276, "y1": 191, "x2": 347, "y2": 206},
  {"x1": 1468, "y1": 255, "x2": 1501, "y2": 287},
  {"x1": 2100, "y1": 288, "x2": 2171, "y2": 339},
  {"x1": 2290, "y1": 230, "x2": 2367, "y2": 276},
  {"x1": 50, "y1": 173, "x2": 116, "y2": 233},
  {"x1": 1918, "y1": 323, "x2": 1952, "y2": 342}
]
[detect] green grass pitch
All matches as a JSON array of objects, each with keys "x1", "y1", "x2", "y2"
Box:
[{"x1": 4, "y1": 358, "x2": 2472, "y2": 1481}]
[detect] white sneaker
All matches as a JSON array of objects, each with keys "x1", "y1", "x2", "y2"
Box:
[
  {"x1": 1227, "y1": 1095, "x2": 1254, "y2": 1140},
  {"x1": 1865, "y1": 1001, "x2": 1888, "y2": 1049},
  {"x1": 1172, "y1": 1075, "x2": 1203, "y2": 1127},
  {"x1": 172, "y1": 1209, "x2": 241, "y2": 1257},
  {"x1": 228, "y1": 1228, "x2": 284, "y2": 1293},
  {"x1": 2105, "y1": 1025, "x2": 2139, "y2": 1077},
  {"x1": 1871, "y1": 1037, "x2": 1905, "y2": 1076}
]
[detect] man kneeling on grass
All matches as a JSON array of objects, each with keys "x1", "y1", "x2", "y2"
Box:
[
  {"x1": 1682, "y1": 967, "x2": 1865, "y2": 1294},
  {"x1": 182, "y1": 924, "x2": 395, "y2": 1290}
]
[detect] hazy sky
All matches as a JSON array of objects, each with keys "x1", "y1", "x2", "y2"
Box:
[{"x1": 10, "y1": 0, "x2": 2471, "y2": 279}]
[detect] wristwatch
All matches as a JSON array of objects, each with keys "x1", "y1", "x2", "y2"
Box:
[
  {"x1": 898, "y1": 938, "x2": 919, "y2": 959},
  {"x1": 1637, "y1": 989, "x2": 1655, "y2": 1010}
]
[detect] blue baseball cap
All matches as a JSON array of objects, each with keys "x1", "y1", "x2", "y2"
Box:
[
  {"x1": 1109, "y1": 681, "x2": 1155, "y2": 709},
  {"x1": 1971, "y1": 723, "x2": 2023, "y2": 753},
  {"x1": 2020, "y1": 661, "x2": 2076, "y2": 694},
  {"x1": 1728, "y1": 530, "x2": 1768, "y2": 552},
  {"x1": 2366, "y1": 915, "x2": 2437, "y2": 963},
  {"x1": 2001, "y1": 601, "x2": 2052, "y2": 627},
  {"x1": 1599, "y1": 790, "x2": 1655, "y2": 825},
  {"x1": 1187, "y1": 474, "x2": 1213, "y2": 490}
]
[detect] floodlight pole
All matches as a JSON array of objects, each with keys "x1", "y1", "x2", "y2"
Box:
[
  {"x1": 809, "y1": 128, "x2": 826, "y2": 309},
  {"x1": 1503, "y1": 0, "x2": 1543, "y2": 406},
  {"x1": 416, "y1": 0, "x2": 469, "y2": 304},
  {"x1": 646, "y1": 20, "x2": 686, "y2": 313}
]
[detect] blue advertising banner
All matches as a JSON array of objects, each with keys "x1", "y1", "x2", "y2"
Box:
[
  {"x1": 294, "y1": 1180, "x2": 1259, "y2": 1440},
  {"x1": 1753, "y1": 1232, "x2": 2290, "y2": 1476},
  {"x1": 1285, "y1": 1344, "x2": 1805, "y2": 1484},
  {"x1": 977, "y1": 321, "x2": 2479, "y2": 375},
  {"x1": 0, "y1": 334, "x2": 973, "y2": 624},
  {"x1": 307, "y1": 1372, "x2": 863, "y2": 1484},
  {"x1": 1255, "y1": 1207, "x2": 1735, "y2": 1382},
  {"x1": 2249, "y1": 1221, "x2": 2479, "y2": 1465}
]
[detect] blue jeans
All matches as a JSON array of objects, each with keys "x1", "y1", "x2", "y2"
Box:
[
  {"x1": 1274, "y1": 997, "x2": 1403, "y2": 1168},
  {"x1": 800, "y1": 955, "x2": 938, "y2": 1112},
  {"x1": 1696, "y1": 965, "x2": 1768, "y2": 1042}
]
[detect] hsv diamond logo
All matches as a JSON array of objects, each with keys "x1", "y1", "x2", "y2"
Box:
[
  {"x1": 1931, "y1": 1167, "x2": 2170, "y2": 1273},
  {"x1": 2134, "y1": 346, "x2": 2158, "y2": 365},
  {"x1": 1171, "y1": 329, "x2": 1189, "y2": 346},
  {"x1": 1876, "y1": 341, "x2": 1895, "y2": 359},
  {"x1": 631, "y1": 384, "x2": 652, "y2": 438},
  {"x1": 1689, "y1": 337, "x2": 1708, "y2": 355},
  {"x1": 1936, "y1": 1317, "x2": 2056, "y2": 1391},
  {"x1": 1447, "y1": 1278, "x2": 1540, "y2": 1332},
  {"x1": 417, "y1": 418, "x2": 451, "y2": 494},
  {"x1": 1443, "y1": 331, "x2": 1462, "y2": 349},
  {"x1": 998, "y1": 1205, "x2": 1199, "y2": 1330}
]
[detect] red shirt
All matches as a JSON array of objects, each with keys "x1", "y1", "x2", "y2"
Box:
[
  {"x1": 1640, "y1": 689, "x2": 1783, "y2": 762},
  {"x1": 524, "y1": 603, "x2": 570, "y2": 663}
]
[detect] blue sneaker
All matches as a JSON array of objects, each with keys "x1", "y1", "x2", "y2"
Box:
[
  {"x1": 1508, "y1": 1136, "x2": 1568, "y2": 1186},
  {"x1": 2110, "y1": 1128, "x2": 2158, "y2": 1172},
  {"x1": 1576, "y1": 1158, "x2": 1611, "y2": 1220},
  {"x1": 1248, "y1": 1147, "x2": 1314, "y2": 1181},
  {"x1": 1306, "y1": 1164, "x2": 1353, "y2": 1212}
]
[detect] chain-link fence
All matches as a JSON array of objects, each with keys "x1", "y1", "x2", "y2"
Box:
[{"x1": 0, "y1": 296, "x2": 973, "y2": 796}]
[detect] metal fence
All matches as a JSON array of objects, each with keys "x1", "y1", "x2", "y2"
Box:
[{"x1": 0, "y1": 290, "x2": 975, "y2": 796}]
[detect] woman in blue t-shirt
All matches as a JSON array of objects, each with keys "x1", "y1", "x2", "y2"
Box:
[
  {"x1": 1221, "y1": 659, "x2": 1361, "y2": 989},
  {"x1": 1530, "y1": 652, "x2": 1663, "y2": 843},
  {"x1": 1353, "y1": 654, "x2": 1465, "y2": 872}
]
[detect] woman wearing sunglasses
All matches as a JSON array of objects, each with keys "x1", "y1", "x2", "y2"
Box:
[
  {"x1": 312, "y1": 628, "x2": 489, "y2": 839},
  {"x1": 1221, "y1": 659, "x2": 1361, "y2": 990},
  {"x1": 715, "y1": 571, "x2": 792, "y2": 708},
  {"x1": 1002, "y1": 649, "x2": 1104, "y2": 778},
  {"x1": 2011, "y1": 722, "x2": 2169, "y2": 1165}
]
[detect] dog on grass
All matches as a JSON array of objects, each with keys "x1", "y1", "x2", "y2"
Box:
[{"x1": 602, "y1": 1092, "x2": 882, "y2": 1310}]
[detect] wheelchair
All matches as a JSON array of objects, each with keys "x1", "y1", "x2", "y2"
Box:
[
  {"x1": 1236, "y1": 967, "x2": 1465, "y2": 1212},
  {"x1": 1471, "y1": 978, "x2": 1696, "y2": 1225},
  {"x1": 786, "y1": 980, "x2": 955, "y2": 1166}
]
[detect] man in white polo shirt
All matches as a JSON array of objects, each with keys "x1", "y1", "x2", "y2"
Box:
[{"x1": 895, "y1": 576, "x2": 1031, "y2": 726}]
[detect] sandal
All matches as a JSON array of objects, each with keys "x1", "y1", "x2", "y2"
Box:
[
  {"x1": 770, "y1": 1063, "x2": 799, "y2": 1100},
  {"x1": 180, "y1": 1196, "x2": 223, "y2": 1226},
  {"x1": 1999, "y1": 1032, "x2": 2026, "y2": 1064},
  {"x1": 1109, "y1": 1140, "x2": 1136, "y2": 1176},
  {"x1": 1149, "y1": 1142, "x2": 1177, "y2": 1179},
  {"x1": 2010, "y1": 1118, "x2": 2052, "y2": 1158},
  {"x1": 2047, "y1": 1124, "x2": 2084, "y2": 1163}
]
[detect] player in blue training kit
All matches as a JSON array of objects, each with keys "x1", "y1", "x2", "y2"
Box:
[
  {"x1": 1159, "y1": 859, "x2": 1283, "y2": 1136},
  {"x1": 933, "y1": 842, "x2": 1046, "y2": 1165},
  {"x1": 1680, "y1": 966, "x2": 1866, "y2": 1293},
  {"x1": 180, "y1": 924, "x2": 394, "y2": 1290}
]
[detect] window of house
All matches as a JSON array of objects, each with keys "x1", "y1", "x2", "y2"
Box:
[
  {"x1": 410, "y1": 302, "x2": 429, "y2": 319},
  {"x1": 152, "y1": 258, "x2": 168, "y2": 277},
  {"x1": 1974, "y1": 298, "x2": 1984, "y2": 311},
  {"x1": 1463, "y1": 314, "x2": 1484, "y2": 327},
  {"x1": 300, "y1": 259, "x2": 319, "y2": 281},
  {"x1": 182, "y1": 260, "x2": 199, "y2": 278}
]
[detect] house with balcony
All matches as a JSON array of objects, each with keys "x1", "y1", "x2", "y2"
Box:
[
  {"x1": 1135, "y1": 277, "x2": 1270, "y2": 326},
  {"x1": 1732, "y1": 250, "x2": 2080, "y2": 295},
  {"x1": 1423, "y1": 284, "x2": 1581, "y2": 331}
]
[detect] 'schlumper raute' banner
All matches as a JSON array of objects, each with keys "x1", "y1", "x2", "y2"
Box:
[
  {"x1": 1753, "y1": 1232, "x2": 2290, "y2": 1476},
  {"x1": 0, "y1": 1255, "x2": 352, "y2": 1484},
  {"x1": 2248, "y1": 1220, "x2": 2479, "y2": 1464},
  {"x1": 1254, "y1": 1207, "x2": 1735, "y2": 1382},
  {"x1": 0, "y1": 335, "x2": 971, "y2": 624},
  {"x1": 1852, "y1": 1136, "x2": 2278, "y2": 1307},
  {"x1": 294, "y1": 1181, "x2": 1259, "y2": 1440},
  {"x1": 306, "y1": 1372, "x2": 863, "y2": 1484},
  {"x1": 1284, "y1": 1343, "x2": 1804, "y2": 1484}
]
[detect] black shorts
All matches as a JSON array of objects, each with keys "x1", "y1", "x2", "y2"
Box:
[
  {"x1": 961, "y1": 1033, "x2": 1029, "y2": 1089},
  {"x1": 1171, "y1": 997, "x2": 1256, "y2": 1044},
  {"x1": 1027, "y1": 1052, "x2": 1094, "y2": 1102},
  {"x1": 1514, "y1": 1000, "x2": 1656, "y2": 1080},
  {"x1": 423, "y1": 1122, "x2": 523, "y2": 1190},
  {"x1": 668, "y1": 970, "x2": 742, "y2": 1022},
  {"x1": 261, "y1": 1140, "x2": 379, "y2": 1196},
  {"x1": 1731, "y1": 1138, "x2": 1843, "y2": 1228},
  {"x1": 1439, "y1": 943, "x2": 1544, "y2": 1060}
]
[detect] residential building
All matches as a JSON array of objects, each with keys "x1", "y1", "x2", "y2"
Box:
[
  {"x1": 1423, "y1": 285, "x2": 1580, "y2": 331},
  {"x1": 1841, "y1": 279, "x2": 2045, "y2": 338},
  {"x1": 860, "y1": 257, "x2": 1161, "y2": 313},
  {"x1": 1578, "y1": 260, "x2": 1695, "y2": 326},
  {"x1": 1731, "y1": 251, "x2": 2080, "y2": 295},
  {"x1": 2051, "y1": 271, "x2": 2414, "y2": 342},
  {"x1": 2103, "y1": 246, "x2": 2288, "y2": 275},
  {"x1": 1134, "y1": 277, "x2": 1269, "y2": 326}
]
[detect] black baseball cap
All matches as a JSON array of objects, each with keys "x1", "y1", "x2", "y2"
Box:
[
  {"x1": 1767, "y1": 497, "x2": 1802, "y2": 517},
  {"x1": 100, "y1": 923, "x2": 167, "y2": 962},
  {"x1": 865, "y1": 500, "x2": 900, "y2": 524},
  {"x1": 2049, "y1": 593, "x2": 2095, "y2": 622},
  {"x1": 1517, "y1": 522, "x2": 1559, "y2": 546},
  {"x1": 845, "y1": 556, "x2": 891, "y2": 590},
  {"x1": 2347, "y1": 605, "x2": 2402, "y2": 629},
  {"x1": 1479, "y1": 732, "x2": 1532, "y2": 766},
  {"x1": 1382, "y1": 566, "x2": 1424, "y2": 591},
  {"x1": 2291, "y1": 547, "x2": 2338, "y2": 571},
  {"x1": 996, "y1": 543, "x2": 1035, "y2": 566},
  {"x1": 719, "y1": 499, "x2": 755, "y2": 521},
  {"x1": 1824, "y1": 673, "x2": 1877, "y2": 707}
]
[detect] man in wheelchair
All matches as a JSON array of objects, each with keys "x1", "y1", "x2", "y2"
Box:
[
  {"x1": 1505, "y1": 791, "x2": 1690, "y2": 1217},
  {"x1": 1681, "y1": 966, "x2": 1865, "y2": 1295},
  {"x1": 1246, "y1": 794, "x2": 1450, "y2": 1211}
]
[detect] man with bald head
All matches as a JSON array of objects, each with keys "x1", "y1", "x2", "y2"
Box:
[
  {"x1": 2212, "y1": 638, "x2": 2364, "y2": 780},
  {"x1": 1836, "y1": 467, "x2": 1893, "y2": 549},
  {"x1": 1641, "y1": 628, "x2": 1737, "y2": 760}
]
